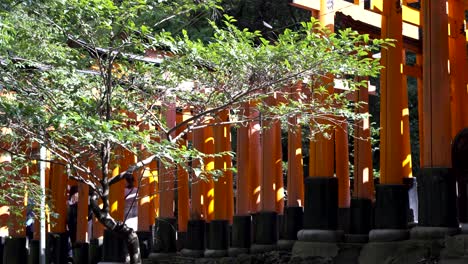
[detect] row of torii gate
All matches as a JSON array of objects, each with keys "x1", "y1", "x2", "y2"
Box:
[{"x1": 1, "y1": 0, "x2": 468, "y2": 263}]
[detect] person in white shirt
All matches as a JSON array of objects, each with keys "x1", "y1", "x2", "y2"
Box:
[{"x1": 124, "y1": 173, "x2": 138, "y2": 230}]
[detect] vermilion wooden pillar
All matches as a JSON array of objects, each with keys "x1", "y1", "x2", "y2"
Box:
[
  {"x1": 309, "y1": 0, "x2": 335, "y2": 179},
  {"x1": 415, "y1": 0, "x2": 458, "y2": 230},
  {"x1": 401, "y1": 52, "x2": 413, "y2": 179},
  {"x1": 159, "y1": 104, "x2": 176, "y2": 218},
  {"x1": 191, "y1": 127, "x2": 205, "y2": 219},
  {"x1": 148, "y1": 158, "x2": 158, "y2": 224},
  {"x1": 90, "y1": 160, "x2": 104, "y2": 239},
  {"x1": 76, "y1": 182, "x2": 89, "y2": 243},
  {"x1": 448, "y1": 0, "x2": 468, "y2": 136},
  {"x1": 109, "y1": 147, "x2": 126, "y2": 221},
  {"x1": 50, "y1": 162, "x2": 68, "y2": 233},
  {"x1": 213, "y1": 109, "x2": 233, "y2": 221},
  {"x1": 176, "y1": 109, "x2": 190, "y2": 232},
  {"x1": 422, "y1": 0, "x2": 452, "y2": 167},
  {"x1": 287, "y1": 86, "x2": 304, "y2": 207},
  {"x1": 354, "y1": 83, "x2": 374, "y2": 201},
  {"x1": 274, "y1": 120, "x2": 284, "y2": 214},
  {"x1": 379, "y1": 0, "x2": 404, "y2": 185},
  {"x1": 260, "y1": 104, "x2": 276, "y2": 213},
  {"x1": 138, "y1": 140, "x2": 152, "y2": 231},
  {"x1": 225, "y1": 123, "x2": 234, "y2": 223},
  {"x1": 249, "y1": 106, "x2": 262, "y2": 213},
  {"x1": 203, "y1": 124, "x2": 215, "y2": 222},
  {"x1": 236, "y1": 104, "x2": 251, "y2": 215},
  {"x1": 0, "y1": 150, "x2": 11, "y2": 236},
  {"x1": 335, "y1": 121, "x2": 350, "y2": 208}
]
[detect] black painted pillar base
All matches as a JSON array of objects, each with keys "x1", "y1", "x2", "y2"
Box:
[
  {"x1": 180, "y1": 219, "x2": 205, "y2": 257},
  {"x1": 47, "y1": 232, "x2": 69, "y2": 264},
  {"x1": 418, "y1": 168, "x2": 458, "y2": 227},
  {"x1": 345, "y1": 198, "x2": 373, "y2": 243},
  {"x1": 89, "y1": 238, "x2": 103, "y2": 264},
  {"x1": 136, "y1": 231, "x2": 152, "y2": 259},
  {"x1": 74, "y1": 242, "x2": 89, "y2": 264},
  {"x1": 277, "y1": 207, "x2": 303, "y2": 250},
  {"x1": 369, "y1": 184, "x2": 409, "y2": 242},
  {"x1": 3, "y1": 237, "x2": 27, "y2": 264},
  {"x1": 374, "y1": 184, "x2": 408, "y2": 229},
  {"x1": 27, "y1": 240, "x2": 39, "y2": 264},
  {"x1": 292, "y1": 177, "x2": 342, "y2": 258},
  {"x1": 250, "y1": 211, "x2": 278, "y2": 253},
  {"x1": 411, "y1": 168, "x2": 460, "y2": 240},
  {"x1": 228, "y1": 215, "x2": 251, "y2": 256},
  {"x1": 303, "y1": 177, "x2": 338, "y2": 230},
  {"x1": 102, "y1": 229, "x2": 127, "y2": 262},
  {"x1": 0, "y1": 237, "x2": 5, "y2": 264},
  {"x1": 176, "y1": 231, "x2": 186, "y2": 252},
  {"x1": 204, "y1": 220, "x2": 229, "y2": 257},
  {"x1": 149, "y1": 217, "x2": 177, "y2": 262}
]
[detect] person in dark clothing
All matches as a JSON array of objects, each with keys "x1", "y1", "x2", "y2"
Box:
[{"x1": 66, "y1": 185, "x2": 78, "y2": 262}]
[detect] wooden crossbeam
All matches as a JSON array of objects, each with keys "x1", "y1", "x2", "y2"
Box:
[{"x1": 291, "y1": 0, "x2": 420, "y2": 40}]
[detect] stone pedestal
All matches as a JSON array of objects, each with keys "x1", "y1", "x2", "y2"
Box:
[
  {"x1": 204, "y1": 220, "x2": 229, "y2": 257},
  {"x1": 229, "y1": 215, "x2": 251, "y2": 256},
  {"x1": 180, "y1": 219, "x2": 205, "y2": 257},
  {"x1": 251, "y1": 211, "x2": 278, "y2": 253},
  {"x1": 3, "y1": 237, "x2": 27, "y2": 264},
  {"x1": 277, "y1": 206, "x2": 303, "y2": 250},
  {"x1": 47, "y1": 232, "x2": 69, "y2": 264},
  {"x1": 418, "y1": 168, "x2": 458, "y2": 228}
]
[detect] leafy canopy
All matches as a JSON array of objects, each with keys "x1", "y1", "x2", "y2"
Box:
[{"x1": 0, "y1": 0, "x2": 390, "y2": 223}]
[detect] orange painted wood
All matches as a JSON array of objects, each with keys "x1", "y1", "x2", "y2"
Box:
[
  {"x1": 224, "y1": 128, "x2": 234, "y2": 224},
  {"x1": 261, "y1": 98, "x2": 277, "y2": 212},
  {"x1": 402, "y1": 51, "x2": 413, "y2": 179},
  {"x1": 422, "y1": 0, "x2": 452, "y2": 167},
  {"x1": 335, "y1": 121, "x2": 350, "y2": 208},
  {"x1": 176, "y1": 110, "x2": 190, "y2": 232},
  {"x1": 137, "y1": 171, "x2": 150, "y2": 231},
  {"x1": 353, "y1": 83, "x2": 374, "y2": 200},
  {"x1": 448, "y1": 0, "x2": 468, "y2": 136},
  {"x1": 0, "y1": 151, "x2": 11, "y2": 236},
  {"x1": 249, "y1": 110, "x2": 262, "y2": 213},
  {"x1": 236, "y1": 104, "x2": 251, "y2": 215},
  {"x1": 87, "y1": 160, "x2": 104, "y2": 239},
  {"x1": 274, "y1": 121, "x2": 285, "y2": 214},
  {"x1": 109, "y1": 147, "x2": 126, "y2": 221},
  {"x1": 214, "y1": 110, "x2": 229, "y2": 220},
  {"x1": 191, "y1": 127, "x2": 205, "y2": 219},
  {"x1": 76, "y1": 182, "x2": 89, "y2": 242},
  {"x1": 203, "y1": 124, "x2": 215, "y2": 222},
  {"x1": 49, "y1": 162, "x2": 68, "y2": 233},
  {"x1": 320, "y1": 0, "x2": 335, "y2": 31},
  {"x1": 148, "y1": 159, "x2": 158, "y2": 224},
  {"x1": 287, "y1": 85, "x2": 304, "y2": 207},
  {"x1": 379, "y1": 0, "x2": 404, "y2": 184},
  {"x1": 159, "y1": 104, "x2": 176, "y2": 218}
]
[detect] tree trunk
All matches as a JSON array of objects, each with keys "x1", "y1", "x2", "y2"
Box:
[{"x1": 90, "y1": 192, "x2": 142, "y2": 264}]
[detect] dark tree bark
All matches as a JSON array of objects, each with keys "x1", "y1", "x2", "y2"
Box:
[{"x1": 90, "y1": 191, "x2": 142, "y2": 264}]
